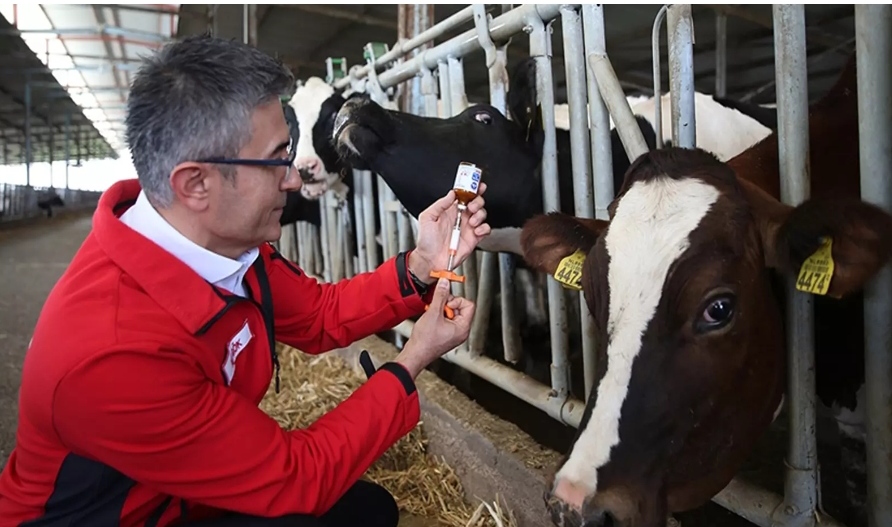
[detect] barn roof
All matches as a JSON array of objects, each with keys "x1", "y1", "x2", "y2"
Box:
[
  {"x1": 0, "y1": 4, "x2": 178, "y2": 166},
  {"x1": 175, "y1": 4, "x2": 855, "y2": 105}
]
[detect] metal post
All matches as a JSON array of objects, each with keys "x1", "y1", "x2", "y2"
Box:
[
  {"x1": 562, "y1": 4, "x2": 597, "y2": 400},
  {"x1": 24, "y1": 73, "x2": 31, "y2": 187},
  {"x1": 715, "y1": 12, "x2": 727, "y2": 97},
  {"x1": 352, "y1": 169, "x2": 368, "y2": 274},
  {"x1": 420, "y1": 67, "x2": 439, "y2": 117},
  {"x1": 242, "y1": 4, "x2": 248, "y2": 44},
  {"x1": 589, "y1": 57, "x2": 650, "y2": 163},
  {"x1": 362, "y1": 171, "x2": 377, "y2": 271},
  {"x1": 855, "y1": 5, "x2": 892, "y2": 526},
  {"x1": 248, "y1": 4, "x2": 257, "y2": 46},
  {"x1": 583, "y1": 5, "x2": 615, "y2": 215},
  {"x1": 297, "y1": 222, "x2": 307, "y2": 271},
  {"x1": 470, "y1": 3, "x2": 521, "y2": 363},
  {"x1": 328, "y1": 195, "x2": 343, "y2": 281},
  {"x1": 64, "y1": 111, "x2": 70, "y2": 189},
  {"x1": 666, "y1": 4, "x2": 696, "y2": 148},
  {"x1": 437, "y1": 60, "x2": 451, "y2": 117},
  {"x1": 319, "y1": 190, "x2": 332, "y2": 282},
  {"x1": 772, "y1": 6, "x2": 819, "y2": 527},
  {"x1": 527, "y1": 10, "x2": 570, "y2": 399}
]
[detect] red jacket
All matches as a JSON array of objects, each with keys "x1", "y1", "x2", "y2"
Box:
[{"x1": 0, "y1": 179, "x2": 434, "y2": 526}]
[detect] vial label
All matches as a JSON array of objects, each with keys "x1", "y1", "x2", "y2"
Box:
[{"x1": 453, "y1": 163, "x2": 481, "y2": 194}]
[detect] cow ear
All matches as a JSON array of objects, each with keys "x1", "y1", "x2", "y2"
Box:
[
  {"x1": 520, "y1": 212, "x2": 608, "y2": 284},
  {"x1": 759, "y1": 194, "x2": 892, "y2": 299}
]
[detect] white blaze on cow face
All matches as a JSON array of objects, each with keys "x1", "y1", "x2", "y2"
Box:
[
  {"x1": 288, "y1": 78, "x2": 339, "y2": 198},
  {"x1": 553, "y1": 175, "x2": 721, "y2": 503}
]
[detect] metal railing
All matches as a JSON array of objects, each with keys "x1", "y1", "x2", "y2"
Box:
[
  {"x1": 0, "y1": 183, "x2": 101, "y2": 224},
  {"x1": 276, "y1": 4, "x2": 890, "y2": 527}
]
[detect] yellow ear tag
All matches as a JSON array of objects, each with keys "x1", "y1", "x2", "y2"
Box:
[
  {"x1": 795, "y1": 237, "x2": 834, "y2": 295},
  {"x1": 553, "y1": 250, "x2": 586, "y2": 291}
]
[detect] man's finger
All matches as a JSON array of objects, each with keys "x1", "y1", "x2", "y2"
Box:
[
  {"x1": 451, "y1": 298, "x2": 476, "y2": 326},
  {"x1": 467, "y1": 208, "x2": 487, "y2": 227},
  {"x1": 447, "y1": 296, "x2": 473, "y2": 311},
  {"x1": 465, "y1": 194, "x2": 486, "y2": 215},
  {"x1": 473, "y1": 224, "x2": 491, "y2": 237},
  {"x1": 422, "y1": 190, "x2": 457, "y2": 222}
]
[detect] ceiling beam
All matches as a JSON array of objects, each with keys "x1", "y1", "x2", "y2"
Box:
[{"x1": 279, "y1": 5, "x2": 397, "y2": 30}]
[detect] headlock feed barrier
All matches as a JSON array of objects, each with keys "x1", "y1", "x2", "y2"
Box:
[{"x1": 274, "y1": 4, "x2": 891, "y2": 527}]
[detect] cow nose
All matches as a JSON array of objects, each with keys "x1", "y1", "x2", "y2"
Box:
[
  {"x1": 295, "y1": 158, "x2": 319, "y2": 181},
  {"x1": 544, "y1": 492, "x2": 617, "y2": 527},
  {"x1": 582, "y1": 509, "x2": 617, "y2": 527}
]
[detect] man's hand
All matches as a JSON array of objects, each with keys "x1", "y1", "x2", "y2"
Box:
[
  {"x1": 408, "y1": 183, "x2": 491, "y2": 284},
  {"x1": 395, "y1": 278, "x2": 476, "y2": 378}
]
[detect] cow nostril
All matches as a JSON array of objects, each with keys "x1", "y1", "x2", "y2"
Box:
[
  {"x1": 584, "y1": 508, "x2": 617, "y2": 527},
  {"x1": 298, "y1": 168, "x2": 314, "y2": 182}
]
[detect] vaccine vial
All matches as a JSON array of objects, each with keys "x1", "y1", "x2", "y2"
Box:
[{"x1": 452, "y1": 162, "x2": 482, "y2": 210}]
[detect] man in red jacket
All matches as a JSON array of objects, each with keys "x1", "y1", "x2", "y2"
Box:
[{"x1": 0, "y1": 35, "x2": 491, "y2": 527}]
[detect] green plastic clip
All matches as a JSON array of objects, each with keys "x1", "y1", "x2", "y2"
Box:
[
  {"x1": 363, "y1": 42, "x2": 389, "y2": 63},
  {"x1": 325, "y1": 57, "x2": 348, "y2": 84}
]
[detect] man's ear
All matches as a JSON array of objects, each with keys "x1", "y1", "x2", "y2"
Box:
[
  {"x1": 759, "y1": 193, "x2": 892, "y2": 299},
  {"x1": 169, "y1": 162, "x2": 213, "y2": 212},
  {"x1": 520, "y1": 212, "x2": 608, "y2": 277}
]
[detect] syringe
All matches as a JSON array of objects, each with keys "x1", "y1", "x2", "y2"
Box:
[
  {"x1": 425, "y1": 161, "x2": 482, "y2": 319},
  {"x1": 445, "y1": 209, "x2": 462, "y2": 272}
]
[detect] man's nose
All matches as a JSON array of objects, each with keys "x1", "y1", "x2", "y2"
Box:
[{"x1": 281, "y1": 164, "x2": 302, "y2": 192}]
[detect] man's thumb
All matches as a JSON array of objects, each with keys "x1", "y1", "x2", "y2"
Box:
[{"x1": 429, "y1": 278, "x2": 450, "y2": 310}]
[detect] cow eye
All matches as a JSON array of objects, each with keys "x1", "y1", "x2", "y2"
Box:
[
  {"x1": 474, "y1": 112, "x2": 492, "y2": 124},
  {"x1": 697, "y1": 293, "x2": 735, "y2": 332}
]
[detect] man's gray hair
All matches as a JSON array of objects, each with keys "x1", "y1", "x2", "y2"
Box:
[{"x1": 125, "y1": 34, "x2": 295, "y2": 207}]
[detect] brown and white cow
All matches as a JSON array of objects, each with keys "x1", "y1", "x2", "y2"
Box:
[{"x1": 519, "y1": 53, "x2": 892, "y2": 527}]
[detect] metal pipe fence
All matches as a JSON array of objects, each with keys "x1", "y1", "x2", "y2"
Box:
[
  {"x1": 279, "y1": 4, "x2": 889, "y2": 527},
  {"x1": 0, "y1": 183, "x2": 101, "y2": 224}
]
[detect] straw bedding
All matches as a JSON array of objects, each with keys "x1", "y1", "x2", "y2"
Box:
[{"x1": 260, "y1": 344, "x2": 518, "y2": 527}]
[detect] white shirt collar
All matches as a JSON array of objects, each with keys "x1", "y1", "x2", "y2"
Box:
[{"x1": 119, "y1": 190, "x2": 259, "y2": 297}]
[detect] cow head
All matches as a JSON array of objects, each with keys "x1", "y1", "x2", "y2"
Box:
[
  {"x1": 286, "y1": 77, "x2": 351, "y2": 201},
  {"x1": 520, "y1": 146, "x2": 892, "y2": 527},
  {"x1": 331, "y1": 92, "x2": 544, "y2": 229}
]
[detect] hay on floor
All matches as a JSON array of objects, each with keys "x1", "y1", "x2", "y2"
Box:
[{"x1": 260, "y1": 344, "x2": 518, "y2": 527}]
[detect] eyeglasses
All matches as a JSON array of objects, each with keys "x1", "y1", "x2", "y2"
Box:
[{"x1": 197, "y1": 136, "x2": 297, "y2": 179}]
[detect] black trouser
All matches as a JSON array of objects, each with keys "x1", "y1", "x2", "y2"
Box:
[{"x1": 181, "y1": 480, "x2": 399, "y2": 527}]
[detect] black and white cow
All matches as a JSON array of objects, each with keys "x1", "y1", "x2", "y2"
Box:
[
  {"x1": 287, "y1": 77, "x2": 353, "y2": 204},
  {"x1": 331, "y1": 57, "x2": 775, "y2": 257},
  {"x1": 507, "y1": 57, "x2": 775, "y2": 213}
]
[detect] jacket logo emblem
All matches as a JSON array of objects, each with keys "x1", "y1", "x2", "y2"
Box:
[{"x1": 222, "y1": 320, "x2": 253, "y2": 385}]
